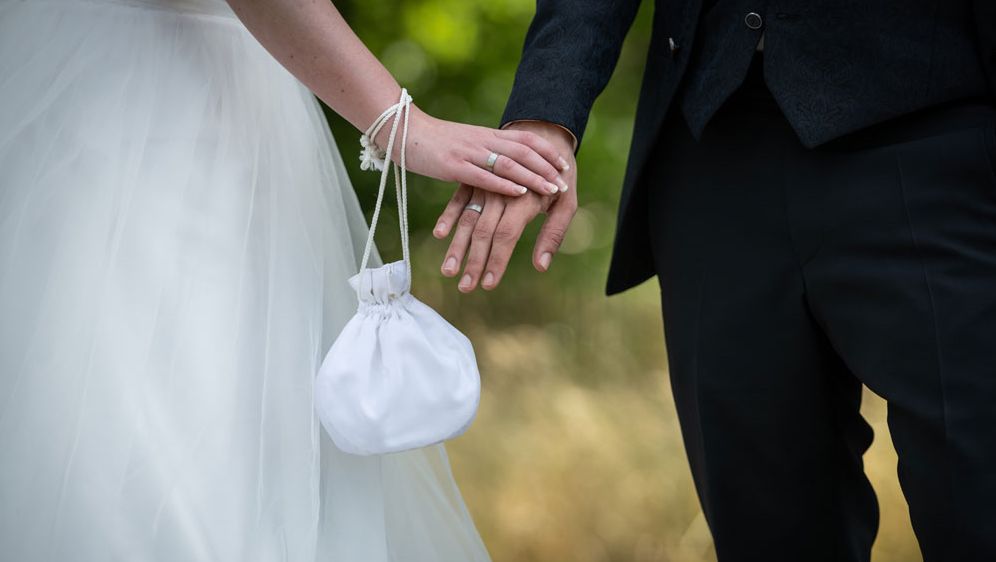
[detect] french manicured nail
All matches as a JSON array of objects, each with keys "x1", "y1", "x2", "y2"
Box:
[
  {"x1": 545, "y1": 181, "x2": 560, "y2": 194},
  {"x1": 555, "y1": 177, "x2": 569, "y2": 192},
  {"x1": 483, "y1": 272, "x2": 495, "y2": 288},
  {"x1": 443, "y1": 256, "x2": 457, "y2": 274},
  {"x1": 558, "y1": 157, "x2": 570, "y2": 171},
  {"x1": 434, "y1": 222, "x2": 446, "y2": 236},
  {"x1": 539, "y1": 252, "x2": 553, "y2": 271},
  {"x1": 517, "y1": 186, "x2": 528, "y2": 195}
]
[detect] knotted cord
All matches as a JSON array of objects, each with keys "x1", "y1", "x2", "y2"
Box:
[{"x1": 358, "y1": 89, "x2": 413, "y2": 285}]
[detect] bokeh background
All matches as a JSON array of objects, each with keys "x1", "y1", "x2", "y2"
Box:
[{"x1": 327, "y1": 1, "x2": 921, "y2": 560}]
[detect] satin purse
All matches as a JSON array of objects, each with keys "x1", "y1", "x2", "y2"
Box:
[{"x1": 314, "y1": 90, "x2": 481, "y2": 455}]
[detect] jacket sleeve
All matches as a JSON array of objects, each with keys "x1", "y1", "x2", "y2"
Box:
[{"x1": 500, "y1": 0, "x2": 643, "y2": 147}]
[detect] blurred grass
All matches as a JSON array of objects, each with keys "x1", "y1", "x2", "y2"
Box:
[{"x1": 327, "y1": 1, "x2": 922, "y2": 560}]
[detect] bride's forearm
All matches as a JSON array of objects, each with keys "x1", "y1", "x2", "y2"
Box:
[
  {"x1": 226, "y1": 0, "x2": 400, "y2": 134},
  {"x1": 226, "y1": 0, "x2": 570, "y2": 198}
]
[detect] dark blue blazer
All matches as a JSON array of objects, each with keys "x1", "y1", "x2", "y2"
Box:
[{"x1": 501, "y1": 0, "x2": 996, "y2": 295}]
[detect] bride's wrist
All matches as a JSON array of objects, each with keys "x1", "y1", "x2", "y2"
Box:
[
  {"x1": 371, "y1": 104, "x2": 431, "y2": 161},
  {"x1": 382, "y1": 104, "x2": 439, "y2": 169}
]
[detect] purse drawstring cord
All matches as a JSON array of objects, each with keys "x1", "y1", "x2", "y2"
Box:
[{"x1": 357, "y1": 89, "x2": 413, "y2": 291}]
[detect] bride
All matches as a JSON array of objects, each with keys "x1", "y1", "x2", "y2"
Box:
[{"x1": 0, "y1": 0, "x2": 570, "y2": 560}]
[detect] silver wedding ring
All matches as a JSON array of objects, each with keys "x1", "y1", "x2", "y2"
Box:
[
  {"x1": 485, "y1": 152, "x2": 500, "y2": 172},
  {"x1": 464, "y1": 203, "x2": 484, "y2": 214}
]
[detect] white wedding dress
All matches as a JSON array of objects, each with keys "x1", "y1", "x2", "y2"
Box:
[{"x1": 0, "y1": 1, "x2": 491, "y2": 560}]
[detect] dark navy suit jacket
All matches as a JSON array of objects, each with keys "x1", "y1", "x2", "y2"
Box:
[{"x1": 501, "y1": 0, "x2": 996, "y2": 295}]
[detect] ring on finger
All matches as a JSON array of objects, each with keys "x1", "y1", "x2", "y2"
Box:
[
  {"x1": 464, "y1": 203, "x2": 484, "y2": 214},
  {"x1": 485, "y1": 152, "x2": 500, "y2": 172}
]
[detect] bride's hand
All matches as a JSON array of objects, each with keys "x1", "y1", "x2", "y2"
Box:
[
  {"x1": 380, "y1": 106, "x2": 571, "y2": 197},
  {"x1": 226, "y1": 1, "x2": 566, "y2": 196}
]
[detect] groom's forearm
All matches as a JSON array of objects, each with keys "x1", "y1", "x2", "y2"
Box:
[{"x1": 501, "y1": 0, "x2": 642, "y2": 149}]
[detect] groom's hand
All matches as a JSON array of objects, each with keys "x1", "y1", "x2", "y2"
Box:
[{"x1": 433, "y1": 121, "x2": 578, "y2": 292}]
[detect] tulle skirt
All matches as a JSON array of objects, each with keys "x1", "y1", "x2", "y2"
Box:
[{"x1": 0, "y1": 0, "x2": 490, "y2": 560}]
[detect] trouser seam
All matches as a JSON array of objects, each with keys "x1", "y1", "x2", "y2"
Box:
[{"x1": 893, "y1": 146, "x2": 954, "y2": 559}]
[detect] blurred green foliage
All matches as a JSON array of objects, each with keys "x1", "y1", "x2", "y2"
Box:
[{"x1": 324, "y1": 1, "x2": 921, "y2": 561}]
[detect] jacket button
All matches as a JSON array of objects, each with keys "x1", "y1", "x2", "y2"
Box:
[
  {"x1": 745, "y1": 12, "x2": 763, "y2": 30},
  {"x1": 668, "y1": 37, "x2": 679, "y2": 56}
]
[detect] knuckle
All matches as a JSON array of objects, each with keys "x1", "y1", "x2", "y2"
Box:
[
  {"x1": 545, "y1": 226, "x2": 568, "y2": 246},
  {"x1": 452, "y1": 191, "x2": 470, "y2": 206},
  {"x1": 458, "y1": 212, "x2": 479, "y2": 228},
  {"x1": 510, "y1": 144, "x2": 530, "y2": 160},
  {"x1": 530, "y1": 136, "x2": 550, "y2": 152},
  {"x1": 446, "y1": 148, "x2": 464, "y2": 167},
  {"x1": 472, "y1": 226, "x2": 494, "y2": 241},
  {"x1": 493, "y1": 226, "x2": 519, "y2": 243},
  {"x1": 495, "y1": 156, "x2": 514, "y2": 174}
]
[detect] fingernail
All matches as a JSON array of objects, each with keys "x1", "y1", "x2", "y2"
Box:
[
  {"x1": 459, "y1": 273, "x2": 473, "y2": 290},
  {"x1": 555, "y1": 177, "x2": 569, "y2": 192},
  {"x1": 518, "y1": 186, "x2": 528, "y2": 195},
  {"x1": 483, "y1": 272, "x2": 495, "y2": 288},
  {"x1": 545, "y1": 182, "x2": 559, "y2": 194},
  {"x1": 443, "y1": 256, "x2": 457, "y2": 274},
  {"x1": 539, "y1": 252, "x2": 552, "y2": 271},
  {"x1": 434, "y1": 222, "x2": 446, "y2": 236},
  {"x1": 558, "y1": 157, "x2": 570, "y2": 171}
]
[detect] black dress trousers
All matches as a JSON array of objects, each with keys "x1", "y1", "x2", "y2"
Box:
[{"x1": 647, "y1": 56, "x2": 996, "y2": 561}]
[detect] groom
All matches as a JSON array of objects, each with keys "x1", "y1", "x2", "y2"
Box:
[{"x1": 438, "y1": 0, "x2": 996, "y2": 560}]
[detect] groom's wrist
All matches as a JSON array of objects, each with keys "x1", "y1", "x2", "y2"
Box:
[{"x1": 502, "y1": 119, "x2": 578, "y2": 154}]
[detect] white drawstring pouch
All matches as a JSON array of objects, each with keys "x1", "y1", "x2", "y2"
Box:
[{"x1": 314, "y1": 90, "x2": 481, "y2": 456}]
